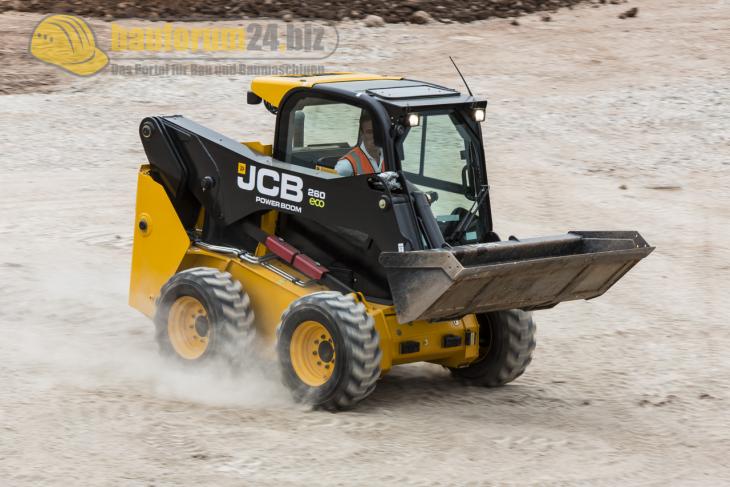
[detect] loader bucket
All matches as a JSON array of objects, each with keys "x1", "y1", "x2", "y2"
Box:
[{"x1": 380, "y1": 231, "x2": 654, "y2": 323}]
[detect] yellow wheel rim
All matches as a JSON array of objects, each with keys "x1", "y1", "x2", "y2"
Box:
[
  {"x1": 167, "y1": 296, "x2": 210, "y2": 360},
  {"x1": 290, "y1": 321, "x2": 336, "y2": 387}
]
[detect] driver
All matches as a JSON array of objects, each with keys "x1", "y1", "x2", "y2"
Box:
[{"x1": 334, "y1": 110, "x2": 385, "y2": 176}]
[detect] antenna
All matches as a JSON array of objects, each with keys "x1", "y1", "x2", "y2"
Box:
[{"x1": 449, "y1": 56, "x2": 474, "y2": 97}]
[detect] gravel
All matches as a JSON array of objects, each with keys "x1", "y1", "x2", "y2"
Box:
[{"x1": 0, "y1": 0, "x2": 618, "y2": 23}]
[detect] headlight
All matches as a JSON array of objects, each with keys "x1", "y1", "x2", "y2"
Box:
[
  {"x1": 407, "y1": 113, "x2": 421, "y2": 126},
  {"x1": 473, "y1": 108, "x2": 486, "y2": 122}
]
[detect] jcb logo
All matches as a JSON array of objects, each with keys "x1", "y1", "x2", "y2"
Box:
[{"x1": 237, "y1": 164, "x2": 303, "y2": 203}]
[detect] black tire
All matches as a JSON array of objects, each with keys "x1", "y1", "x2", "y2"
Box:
[
  {"x1": 277, "y1": 292, "x2": 381, "y2": 410},
  {"x1": 450, "y1": 309, "x2": 536, "y2": 386},
  {"x1": 154, "y1": 267, "x2": 255, "y2": 365}
]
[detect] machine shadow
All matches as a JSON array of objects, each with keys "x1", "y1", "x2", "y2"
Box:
[{"x1": 354, "y1": 364, "x2": 542, "y2": 413}]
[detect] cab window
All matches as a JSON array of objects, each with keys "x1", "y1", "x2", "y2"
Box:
[
  {"x1": 283, "y1": 97, "x2": 383, "y2": 175},
  {"x1": 400, "y1": 110, "x2": 484, "y2": 244}
]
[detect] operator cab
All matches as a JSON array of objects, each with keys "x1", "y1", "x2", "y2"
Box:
[{"x1": 249, "y1": 74, "x2": 491, "y2": 247}]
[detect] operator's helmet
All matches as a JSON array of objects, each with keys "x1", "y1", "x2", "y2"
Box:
[{"x1": 30, "y1": 15, "x2": 109, "y2": 76}]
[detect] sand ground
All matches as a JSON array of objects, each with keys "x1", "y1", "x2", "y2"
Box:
[{"x1": 1, "y1": 0, "x2": 729, "y2": 484}]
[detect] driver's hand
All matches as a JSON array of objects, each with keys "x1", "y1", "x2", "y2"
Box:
[{"x1": 334, "y1": 159, "x2": 354, "y2": 177}]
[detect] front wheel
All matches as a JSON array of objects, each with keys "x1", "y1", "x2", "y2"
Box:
[
  {"x1": 277, "y1": 292, "x2": 382, "y2": 410},
  {"x1": 450, "y1": 309, "x2": 536, "y2": 386}
]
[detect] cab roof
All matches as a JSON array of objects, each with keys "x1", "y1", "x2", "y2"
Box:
[
  {"x1": 250, "y1": 73, "x2": 402, "y2": 107},
  {"x1": 249, "y1": 72, "x2": 484, "y2": 109}
]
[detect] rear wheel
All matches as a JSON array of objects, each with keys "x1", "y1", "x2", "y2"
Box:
[
  {"x1": 154, "y1": 267, "x2": 255, "y2": 365},
  {"x1": 277, "y1": 292, "x2": 381, "y2": 410},
  {"x1": 450, "y1": 309, "x2": 536, "y2": 386}
]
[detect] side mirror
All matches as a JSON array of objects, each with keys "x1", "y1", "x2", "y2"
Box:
[
  {"x1": 247, "y1": 91, "x2": 262, "y2": 105},
  {"x1": 292, "y1": 111, "x2": 305, "y2": 148}
]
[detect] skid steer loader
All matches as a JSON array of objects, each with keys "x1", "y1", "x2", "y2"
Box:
[{"x1": 129, "y1": 73, "x2": 653, "y2": 409}]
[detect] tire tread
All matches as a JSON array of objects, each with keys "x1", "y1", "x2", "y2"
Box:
[{"x1": 278, "y1": 292, "x2": 381, "y2": 410}]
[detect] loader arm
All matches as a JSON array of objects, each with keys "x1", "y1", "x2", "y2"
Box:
[{"x1": 139, "y1": 115, "x2": 422, "y2": 254}]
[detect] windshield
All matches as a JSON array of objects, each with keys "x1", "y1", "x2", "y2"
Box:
[{"x1": 400, "y1": 110, "x2": 484, "y2": 244}]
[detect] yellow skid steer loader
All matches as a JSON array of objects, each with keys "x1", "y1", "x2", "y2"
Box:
[{"x1": 129, "y1": 73, "x2": 653, "y2": 409}]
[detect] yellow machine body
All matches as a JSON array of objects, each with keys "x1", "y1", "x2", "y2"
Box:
[
  {"x1": 129, "y1": 164, "x2": 480, "y2": 373},
  {"x1": 128, "y1": 165, "x2": 190, "y2": 317}
]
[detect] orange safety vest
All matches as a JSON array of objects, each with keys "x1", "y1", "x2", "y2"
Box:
[{"x1": 341, "y1": 146, "x2": 384, "y2": 175}]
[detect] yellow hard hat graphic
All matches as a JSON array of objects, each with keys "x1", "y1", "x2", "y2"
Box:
[{"x1": 30, "y1": 15, "x2": 108, "y2": 76}]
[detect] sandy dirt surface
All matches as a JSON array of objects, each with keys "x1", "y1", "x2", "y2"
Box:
[{"x1": 1, "y1": 1, "x2": 729, "y2": 484}]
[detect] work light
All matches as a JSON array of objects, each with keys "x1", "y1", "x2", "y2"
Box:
[{"x1": 407, "y1": 113, "x2": 421, "y2": 126}]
